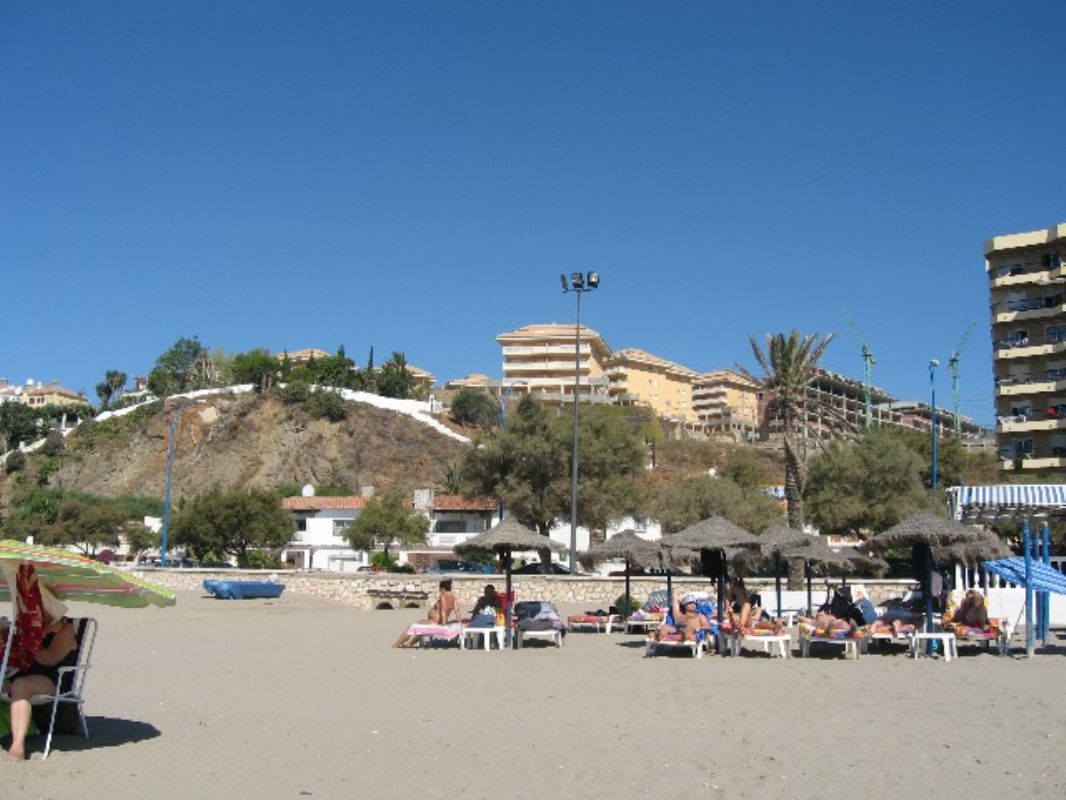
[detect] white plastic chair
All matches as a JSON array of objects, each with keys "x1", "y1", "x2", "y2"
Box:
[{"x1": 1, "y1": 617, "x2": 97, "y2": 759}]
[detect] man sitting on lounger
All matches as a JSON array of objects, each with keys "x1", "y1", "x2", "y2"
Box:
[
  {"x1": 468, "y1": 585, "x2": 502, "y2": 628},
  {"x1": 651, "y1": 593, "x2": 711, "y2": 641}
]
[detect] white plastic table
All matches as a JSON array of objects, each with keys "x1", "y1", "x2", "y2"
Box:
[
  {"x1": 911, "y1": 632, "x2": 958, "y2": 662},
  {"x1": 461, "y1": 626, "x2": 507, "y2": 651}
]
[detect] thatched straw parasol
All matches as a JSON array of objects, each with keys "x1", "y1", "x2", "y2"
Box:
[
  {"x1": 663, "y1": 517, "x2": 762, "y2": 630},
  {"x1": 581, "y1": 530, "x2": 671, "y2": 618},
  {"x1": 932, "y1": 529, "x2": 1011, "y2": 565},
  {"x1": 455, "y1": 518, "x2": 566, "y2": 645},
  {"x1": 865, "y1": 512, "x2": 990, "y2": 637},
  {"x1": 758, "y1": 524, "x2": 815, "y2": 617},
  {"x1": 780, "y1": 536, "x2": 886, "y2": 614}
]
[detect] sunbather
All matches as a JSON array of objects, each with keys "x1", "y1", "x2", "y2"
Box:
[
  {"x1": 392, "y1": 579, "x2": 458, "y2": 647},
  {"x1": 467, "y1": 585, "x2": 502, "y2": 628},
  {"x1": 798, "y1": 608, "x2": 857, "y2": 635},
  {"x1": 723, "y1": 578, "x2": 785, "y2": 634},
  {"x1": 1, "y1": 581, "x2": 76, "y2": 763},
  {"x1": 651, "y1": 593, "x2": 710, "y2": 641},
  {"x1": 948, "y1": 589, "x2": 989, "y2": 628}
]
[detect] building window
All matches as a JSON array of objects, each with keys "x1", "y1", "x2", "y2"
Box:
[
  {"x1": 296, "y1": 518, "x2": 307, "y2": 532},
  {"x1": 333, "y1": 519, "x2": 352, "y2": 536},
  {"x1": 435, "y1": 520, "x2": 467, "y2": 534}
]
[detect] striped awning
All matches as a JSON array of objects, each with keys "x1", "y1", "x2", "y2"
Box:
[
  {"x1": 983, "y1": 557, "x2": 1066, "y2": 595},
  {"x1": 950, "y1": 484, "x2": 1066, "y2": 521}
]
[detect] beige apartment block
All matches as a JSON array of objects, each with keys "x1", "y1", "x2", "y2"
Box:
[
  {"x1": 692, "y1": 370, "x2": 760, "y2": 440},
  {"x1": 496, "y1": 323, "x2": 613, "y2": 403},
  {"x1": 605, "y1": 348, "x2": 699, "y2": 423},
  {"x1": 987, "y1": 221, "x2": 1066, "y2": 476}
]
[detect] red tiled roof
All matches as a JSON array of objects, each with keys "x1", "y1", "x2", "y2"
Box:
[
  {"x1": 282, "y1": 496, "x2": 369, "y2": 511},
  {"x1": 432, "y1": 495, "x2": 498, "y2": 512}
]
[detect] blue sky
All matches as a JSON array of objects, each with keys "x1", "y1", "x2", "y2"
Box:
[{"x1": 3, "y1": 3, "x2": 1064, "y2": 424}]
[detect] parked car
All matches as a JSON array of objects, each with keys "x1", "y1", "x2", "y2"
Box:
[
  {"x1": 201, "y1": 560, "x2": 234, "y2": 569},
  {"x1": 511, "y1": 561, "x2": 572, "y2": 575},
  {"x1": 426, "y1": 559, "x2": 495, "y2": 574}
]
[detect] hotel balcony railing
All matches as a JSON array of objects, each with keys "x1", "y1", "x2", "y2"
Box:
[
  {"x1": 991, "y1": 295, "x2": 1065, "y2": 314},
  {"x1": 995, "y1": 370, "x2": 1066, "y2": 388}
]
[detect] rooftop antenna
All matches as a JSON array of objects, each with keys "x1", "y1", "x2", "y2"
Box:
[
  {"x1": 843, "y1": 310, "x2": 875, "y2": 428},
  {"x1": 948, "y1": 322, "x2": 976, "y2": 435}
]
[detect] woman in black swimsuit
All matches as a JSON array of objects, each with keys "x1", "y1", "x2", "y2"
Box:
[{"x1": 2, "y1": 613, "x2": 77, "y2": 763}]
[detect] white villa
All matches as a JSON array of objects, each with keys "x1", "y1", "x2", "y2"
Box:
[{"x1": 279, "y1": 489, "x2": 501, "y2": 571}]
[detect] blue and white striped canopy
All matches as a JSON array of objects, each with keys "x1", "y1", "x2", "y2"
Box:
[
  {"x1": 951, "y1": 484, "x2": 1066, "y2": 519},
  {"x1": 983, "y1": 557, "x2": 1066, "y2": 595}
]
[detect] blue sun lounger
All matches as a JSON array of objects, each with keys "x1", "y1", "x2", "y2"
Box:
[{"x1": 203, "y1": 580, "x2": 285, "y2": 600}]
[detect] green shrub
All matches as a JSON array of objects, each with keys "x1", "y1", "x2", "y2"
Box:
[
  {"x1": 450, "y1": 389, "x2": 499, "y2": 429},
  {"x1": 279, "y1": 380, "x2": 311, "y2": 405},
  {"x1": 304, "y1": 389, "x2": 347, "y2": 421},
  {"x1": 4, "y1": 450, "x2": 26, "y2": 474},
  {"x1": 614, "y1": 592, "x2": 642, "y2": 616},
  {"x1": 42, "y1": 430, "x2": 65, "y2": 457},
  {"x1": 370, "y1": 551, "x2": 397, "y2": 569},
  {"x1": 241, "y1": 550, "x2": 282, "y2": 569}
]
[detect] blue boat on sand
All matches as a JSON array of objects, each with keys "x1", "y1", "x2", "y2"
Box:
[{"x1": 203, "y1": 580, "x2": 285, "y2": 600}]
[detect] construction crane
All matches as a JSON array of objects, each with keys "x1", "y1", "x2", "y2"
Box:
[
  {"x1": 948, "y1": 322, "x2": 976, "y2": 435},
  {"x1": 843, "y1": 310, "x2": 875, "y2": 428}
]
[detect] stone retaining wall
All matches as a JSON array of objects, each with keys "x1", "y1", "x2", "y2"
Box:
[{"x1": 133, "y1": 569, "x2": 917, "y2": 611}]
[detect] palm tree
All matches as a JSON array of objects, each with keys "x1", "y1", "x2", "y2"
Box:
[{"x1": 738, "y1": 331, "x2": 835, "y2": 531}]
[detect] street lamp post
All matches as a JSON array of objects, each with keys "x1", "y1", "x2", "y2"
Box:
[
  {"x1": 561, "y1": 271, "x2": 599, "y2": 573},
  {"x1": 929, "y1": 359, "x2": 940, "y2": 497},
  {"x1": 160, "y1": 400, "x2": 201, "y2": 567}
]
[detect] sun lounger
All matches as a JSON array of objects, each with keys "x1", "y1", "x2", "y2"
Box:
[
  {"x1": 797, "y1": 624, "x2": 863, "y2": 660},
  {"x1": 645, "y1": 631, "x2": 712, "y2": 659},
  {"x1": 402, "y1": 622, "x2": 463, "y2": 648},
  {"x1": 515, "y1": 601, "x2": 564, "y2": 648},
  {"x1": 566, "y1": 613, "x2": 619, "y2": 634},
  {"x1": 726, "y1": 628, "x2": 791, "y2": 659}
]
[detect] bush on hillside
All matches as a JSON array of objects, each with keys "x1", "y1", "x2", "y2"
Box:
[
  {"x1": 304, "y1": 389, "x2": 348, "y2": 422},
  {"x1": 4, "y1": 450, "x2": 26, "y2": 474}
]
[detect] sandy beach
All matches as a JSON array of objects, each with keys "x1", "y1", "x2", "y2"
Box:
[{"x1": 6, "y1": 590, "x2": 1066, "y2": 800}]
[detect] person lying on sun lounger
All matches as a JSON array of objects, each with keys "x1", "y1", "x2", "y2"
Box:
[
  {"x1": 392, "y1": 579, "x2": 459, "y2": 648},
  {"x1": 651, "y1": 593, "x2": 711, "y2": 642},
  {"x1": 798, "y1": 608, "x2": 857, "y2": 636},
  {"x1": 867, "y1": 618, "x2": 916, "y2": 636}
]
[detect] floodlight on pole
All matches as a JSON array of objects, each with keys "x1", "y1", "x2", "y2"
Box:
[{"x1": 561, "y1": 271, "x2": 600, "y2": 573}]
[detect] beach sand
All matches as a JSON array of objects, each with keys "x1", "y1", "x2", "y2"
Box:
[{"x1": 5, "y1": 590, "x2": 1065, "y2": 799}]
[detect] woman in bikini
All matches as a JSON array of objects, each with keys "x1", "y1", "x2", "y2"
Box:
[{"x1": 392, "y1": 579, "x2": 458, "y2": 648}]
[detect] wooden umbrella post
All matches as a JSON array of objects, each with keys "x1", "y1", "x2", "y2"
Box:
[{"x1": 503, "y1": 548, "x2": 514, "y2": 649}]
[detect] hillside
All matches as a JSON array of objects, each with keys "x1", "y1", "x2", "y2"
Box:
[{"x1": 3, "y1": 391, "x2": 469, "y2": 503}]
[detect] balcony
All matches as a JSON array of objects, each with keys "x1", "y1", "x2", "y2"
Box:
[
  {"x1": 995, "y1": 370, "x2": 1066, "y2": 396},
  {"x1": 990, "y1": 268, "x2": 1051, "y2": 288},
  {"x1": 992, "y1": 294, "x2": 1066, "y2": 324},
  {"x1": 998, "y1": 453, "x2": 1066, "y2": 471},
  {"x1": 993, "y1": 332, "x2": 1066, "y2": 360},
  {"x1": 996, "y1": 406, "x2": 1066, "y2": 433},
  {"x1": 502, "y1": 344, "x2": 592, "y2": 357}
]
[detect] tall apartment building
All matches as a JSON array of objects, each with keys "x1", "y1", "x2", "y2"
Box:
[
  {"x1": 496, "y1": 323, "x2": 613, "y2": 403},
  {"x1": 605, "y1": 348, "x2": 698, "y2": 423},
  {"x1": 692, "y1": 370, "x2": 760, "y2": 441},
  {"x1": 987, "y1": 222, "x2": 1066, "y2": 476}
]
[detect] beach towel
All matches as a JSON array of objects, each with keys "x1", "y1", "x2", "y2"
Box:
[{"x1": 0, "y1": 564, "x2": 46, "y2": 672}]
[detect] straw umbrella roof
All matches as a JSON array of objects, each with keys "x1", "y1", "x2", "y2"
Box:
[
  {"x1": 453, "y1": 518, "x2": 566, "y2": 556},
  {"x1": 783, "y1": 537, "x2": 886, "y2": 576},
  {"x1": 664, "y1": 516, "x2": 762, "y2": 552},
  {"x1": 932, "y1": 529, "x2": 1011, "y2": 565},
  {"x1": 581, "y1": 530, "x2": 673, "y2": 570},
  {"x1": 865, "y1": 512, "x2": 983, "y2": 552},
  {"x1": 758, "y1": 524, "x2": 814, "y2": 556}
]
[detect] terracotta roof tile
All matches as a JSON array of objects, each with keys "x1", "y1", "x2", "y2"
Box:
[
  {"x1": 432, "y1": 495, "x2": 498, "y2": 511},
  {"x1": 282, "y1": 495, "x2": 369, "y2": 511}
]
